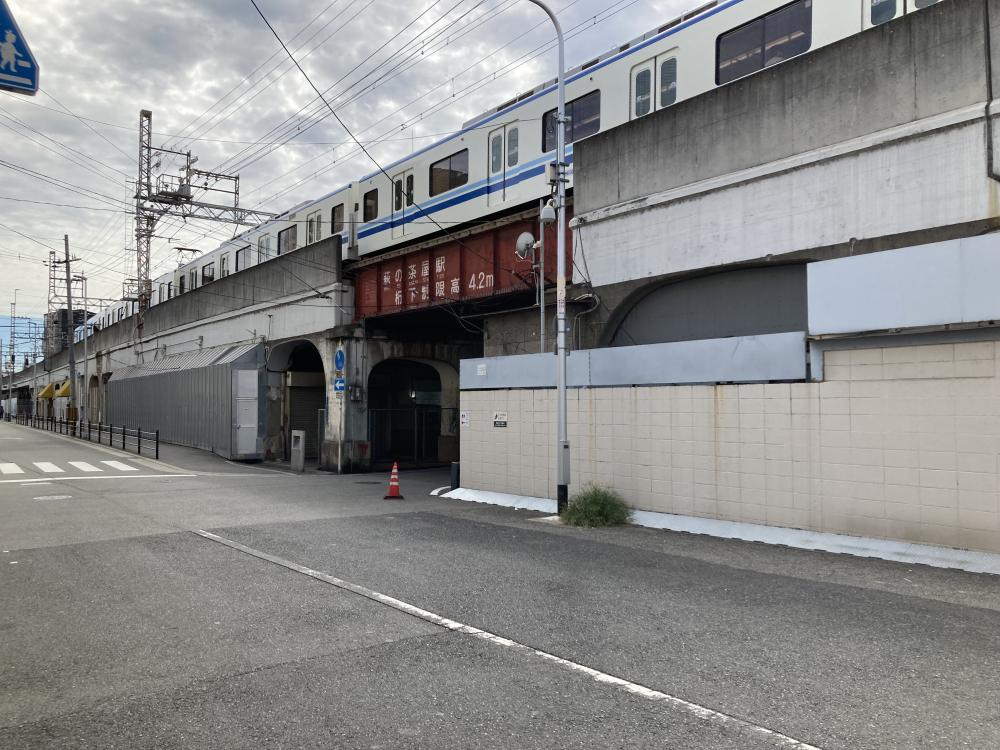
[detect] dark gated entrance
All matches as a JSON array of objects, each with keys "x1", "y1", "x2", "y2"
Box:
[
  {"x1": 368, "y1": 408, "x2": 440, "y2": 467},
  {"x1": 367, "y1": 359, "x2": 443, "y2": 469}
]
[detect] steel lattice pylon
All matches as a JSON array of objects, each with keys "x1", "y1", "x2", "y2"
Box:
[{"x1": 132, "y1": 109, "x2": 277, "y2": 314}]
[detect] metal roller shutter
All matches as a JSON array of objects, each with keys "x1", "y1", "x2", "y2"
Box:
[{"x1": 289, "y1": 387, "x2": 325, "y2": 458}]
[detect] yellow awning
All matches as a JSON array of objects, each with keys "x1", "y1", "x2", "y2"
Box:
[
  {"x1": 38, "y1": 382, "x2": 56, "y2": 399},
  {"x1": 55, "y1": 380, "x2": 71, "y2": 398}
]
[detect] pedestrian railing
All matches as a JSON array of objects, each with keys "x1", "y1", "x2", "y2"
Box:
[{"x1": 12, "y1": 413, "x2": 159, "y2": 459}]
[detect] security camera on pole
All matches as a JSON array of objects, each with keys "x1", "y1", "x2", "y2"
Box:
[{"x1": 525, "y1": 0, "x2": 570, "y2": 513}]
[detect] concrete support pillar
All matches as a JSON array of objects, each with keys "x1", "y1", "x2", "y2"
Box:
[{"x1": 319, "y1": 331, "x2": 371, "y2": 473}]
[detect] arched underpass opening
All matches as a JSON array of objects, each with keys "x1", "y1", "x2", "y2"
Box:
[
  {"x1": 367, "y1": 359, "x2": 445, "y2": 470},
  {"x1": 267, "y1": 340, "x2": 326, "y2": 462},
  {"x1": 608, "y1": 265, "x2": 808, "y2": 347}
]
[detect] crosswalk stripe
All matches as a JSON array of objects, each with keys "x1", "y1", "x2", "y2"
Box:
[
  {"x1": 101, "y1": 461, "x2": 137, "y2": 472},
  {"x1": 0, "y1": 463, "x2": 23, "y2": 474},
  {"x1": 33, "y1": 462, "x2": 64, "y2": 473},
  {"x1": 68, "y1": 461, "x2": 102, "y2": 473}
]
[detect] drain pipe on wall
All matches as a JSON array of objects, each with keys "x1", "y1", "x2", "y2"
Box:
[{"x1": 985, "y1": 0, "x2": 1000, "y2": 182}]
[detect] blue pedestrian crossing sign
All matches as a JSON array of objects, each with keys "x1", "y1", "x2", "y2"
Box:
[{"x1": 0, "y1": 0, "x2": 38, "y2": 96}]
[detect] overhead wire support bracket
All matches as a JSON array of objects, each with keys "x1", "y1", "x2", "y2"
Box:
[{"x1": 132, "y1": 109, "x2": 277, "y2": 313}]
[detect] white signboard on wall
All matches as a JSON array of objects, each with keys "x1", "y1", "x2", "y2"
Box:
[
  {"x1": 460, "y1": 411, "x2": 470, "y2": 428},
  {"x1": 493, "y1": 412, "x2": 507, "y2": 427},
  {"x1": 808, "y1": 234, "x2": 1000, "y2": 335}
]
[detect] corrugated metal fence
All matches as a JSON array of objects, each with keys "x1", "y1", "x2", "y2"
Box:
[{"x1": 107, "y1": 343, "x2": 264, "y2": 459}]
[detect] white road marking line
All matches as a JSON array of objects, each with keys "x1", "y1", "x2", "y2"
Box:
[
  {"x1": 0, "y1": 474, "x2": 196, "y2": 485},
  {"x1": 33, "y1": 462, "x2": 64, "y2": 473},
  {"x1": 101, "y1": 461, "x2": 137, "y2": 472},
  {"x1": 430, "y1": 486, "x2": 450, "y2": 496},
  {"x1": 0, "y1": 463, "x2": 24, "y2": 474},
  {"x1": 68, "y1": 461, "x2": 102, "y2": 473},
  {"x1": 194, "y1": 530, "x2": 823, "y2": 750}
]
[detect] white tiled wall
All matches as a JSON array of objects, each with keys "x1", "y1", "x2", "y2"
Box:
[{"x1": 460, "y1": 341, "x2": 1000, "y2": 554}]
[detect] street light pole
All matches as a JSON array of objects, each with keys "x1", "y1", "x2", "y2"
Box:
[{"x1": 526, "y1": 0, "x2": 570, "y2": 513}]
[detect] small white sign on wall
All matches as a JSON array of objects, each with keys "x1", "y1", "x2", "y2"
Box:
[
  {"x1": 477, "y1": 363, "x2": 487, "y2": 376},
  {"x1": 493, "y1": 411, "x2": 507, "y2": 428},
  {"x1": 460, "y1": 411, "x2": 470, "y2": 428}
]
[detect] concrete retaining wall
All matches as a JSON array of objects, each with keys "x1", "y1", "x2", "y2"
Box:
[{"x1": 460, "y1": 339, "x2": 1000, "y2": 554}]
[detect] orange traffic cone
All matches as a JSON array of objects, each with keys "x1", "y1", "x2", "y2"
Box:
[{"x1": 384, "y1": 462, "x2": 404, "y2": 499}]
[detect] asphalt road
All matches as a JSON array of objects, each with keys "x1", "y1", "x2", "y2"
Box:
[{"x1": 1, "y1": 419, "x2": 998, "y2": 749}]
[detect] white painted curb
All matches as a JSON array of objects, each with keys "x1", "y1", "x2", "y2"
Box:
[{"x1": 440, "y1": 487, "x2": 1000, "y2": 576}]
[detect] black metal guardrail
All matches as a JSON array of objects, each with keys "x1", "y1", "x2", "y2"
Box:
[{"x1": 8, "y1": 413, "x2": 159, "y2": 460}]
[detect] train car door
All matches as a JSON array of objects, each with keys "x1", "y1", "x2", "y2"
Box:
[
  {"x1": 487, "y1": 123, "x2": 520, "y2": 207},
  {"x1": 403, "y1": 171, "x2": 414, "y2": 236},
  {"x1": 392, "y1": 170, "x2": 411, "y2": 239},
  {"x1": 487, "y1": 126, "x2": 506, "y2": 207},
  {"x1": 630, "y1": 59, "x2": 655, "y2": 121}
]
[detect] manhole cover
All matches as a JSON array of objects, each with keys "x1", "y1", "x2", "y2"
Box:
[
  {"x1": 33, "y1": 495, "x2": 72, "y2": 501},
  {"x1": 354, "y1": 481, "x2": 382, "y2": 485}
]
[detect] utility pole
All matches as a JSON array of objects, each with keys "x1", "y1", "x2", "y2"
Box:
[
  {"x1": 538, "y1": 199, "x2": 545, "y2": 355},
  {"x1": 527, "y1": 0, "x2": 570, "y2": 513},
  {"x1": 63, "y1": 235, "x2": 78, "y2": 423},
  {"x1": 7, "y1": 291, "x2": 15, "y2": 416},
  {"x1": 31, "y1": 321, "x2": 38, "y2": 419},
  {"x1": 77, "y1": 274, "x2": 88, "y2": 422}
]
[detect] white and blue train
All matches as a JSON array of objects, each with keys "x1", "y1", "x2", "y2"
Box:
[{"x1": 85, "y1": 0, "x2": 936, "y2": 329}]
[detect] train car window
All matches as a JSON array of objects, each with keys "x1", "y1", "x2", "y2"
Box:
[
  {"x1": 395, "y1": 179, "x2": 403, "y2": 211},
  {"x1": 159, "y1": 284, "x2": 165, "y2": 303},
  {"x1": 764, "y1": 1, "x2": 812, "y2": 66},
  {"x1": 913, "y1": 0, "x2": 938, "y2": 7},
  {"x1": 717, "y1": 20, "x2": 763, "y2": 84},
  {"x1": 871, "y1": 0, "x2": 896, "y2": 23},
  {"x1": 363, "y1": 189, "x2": 378, "y2": 222},
  {"x1": 167, "y1": 282, "x2": 172, "y2": 299},
  {"x1": 635, "y1": 69, "x2": 652, "y2": 117},
  {"x1": 661, "y1": 58, "x2": 678, "y2": 107},
  {"x1": 508, "y1": 128, "x2": 519, "y2": 167},
  {"x1": 278, "y1": 226, "x2": 297, "y2": 255},
  {"x1": 179, "y1": 275, "x2": 186, "y2": 295},
  {"x1": 235, "y1": 245, "x2": 250, "y2": 271},
  {"x1": 491, "y1": 135, "x2": 503, "y2": 174},
  {"x1": 716, "y1": 0, "x2": 812, "y2": 84},
  {"x1": 202, "y1": 263, "x2": 215, "y2": 285},
  {"x1": 406, "y1": 175, "x2": 414, "y2": 206},
  {"x1": 189, "y1": 271, "x2": 198, "y2": 291},
  {"x1": 543, "y1": 90, "x2": 601, "y2": 152},
  {"x1": 220, "y1": 254, "x2": 229, "y2": 278},
  {"x1": 429, "y1": 149, "x2": 470, "y2": 197},
  {"x1": 332, "y1": 203, "x2": 345, "y2": 234}
]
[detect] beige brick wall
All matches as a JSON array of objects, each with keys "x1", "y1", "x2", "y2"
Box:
[{"x1": 460, "y1": 341, "x2": 1000, "y2": 554}]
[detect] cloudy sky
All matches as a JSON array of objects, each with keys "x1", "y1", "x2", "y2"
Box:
[{"x1": 0, "y1": 0, "x2": 686, "y2": 359}]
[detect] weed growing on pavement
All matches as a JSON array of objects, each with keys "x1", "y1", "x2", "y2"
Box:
[{"x1": 560, "y1": 483, "x2": 633, "y2": 527}]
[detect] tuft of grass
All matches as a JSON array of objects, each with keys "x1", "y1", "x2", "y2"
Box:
[{"x1": 560, "y1": 482, "x2": 633, "y2": 527}]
